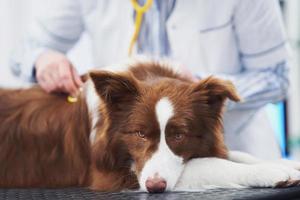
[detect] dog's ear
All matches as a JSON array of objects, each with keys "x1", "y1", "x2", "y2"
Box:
[
  {"x1": 192, "y1": 76, "x2": 240, "y2": 111},
  {"x1": 89, "y1": 71, "x2": 139, "y2": 109}
]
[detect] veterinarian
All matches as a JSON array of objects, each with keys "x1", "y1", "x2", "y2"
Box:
[{"x1": 10, "y1": 0, "x2": 289, "y2": 160}]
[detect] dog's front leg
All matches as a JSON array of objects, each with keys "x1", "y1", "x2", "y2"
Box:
[{"x1": 174, "y1": 157, "x2": 300, "y2": 190}]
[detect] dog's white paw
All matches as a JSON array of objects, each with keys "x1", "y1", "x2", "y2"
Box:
[{"x1": 245, "y1": 163, "x2": 300, "y2": 188}]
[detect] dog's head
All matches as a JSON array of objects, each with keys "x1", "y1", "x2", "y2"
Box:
[{"x1": 89, "y1": 65, "x2": 240, "y2": 192}]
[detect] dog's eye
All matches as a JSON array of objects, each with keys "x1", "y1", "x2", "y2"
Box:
[
  {"x1": 174, "y1": 133, "x2": 184, "y2": 141},
  {"x1": 136, "y1": 131, "x2": 146, "y2": 139}
]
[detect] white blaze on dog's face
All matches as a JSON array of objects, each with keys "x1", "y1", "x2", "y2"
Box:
[
  {"x1": 139, "y1": 98, "x2": 184, "y2": 192},
  {"x1": 89, "y1": 65, "x2": 240, "y2": 192}
]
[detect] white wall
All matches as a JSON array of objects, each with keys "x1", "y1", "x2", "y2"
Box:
[{"x1": 284, "y1": 0, "x2": 300, "y2": 157}]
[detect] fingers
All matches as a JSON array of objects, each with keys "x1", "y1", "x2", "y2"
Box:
[
  {"x1": 57, "y1": 62, "x2": 79, "y2": 96},
  {"x1": 37, "y1": 74, "x2": 56, "y2": 93},
  {"x1": 36, "y1": 67, "x2": 58, "y2": 93},
  {"x1": 35, "y1": 51, "x2": 81, "y2": 96},
  {"x1": 71, "y1": 67, "x2": 83, "y2": 88}
]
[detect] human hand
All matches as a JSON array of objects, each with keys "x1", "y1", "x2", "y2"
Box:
[
  {"x1": 177, "y1": 64, "x2": 198, "y2": 82},
  {"x1": 35, "y1": 50, "x2": 83, "y2": 96}
]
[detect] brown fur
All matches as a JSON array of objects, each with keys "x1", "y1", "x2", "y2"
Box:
[
  {"x1": 0, "y1": 87, "x2": 90, "y2": 188},
  {"x1": 0, "y1": 62, "x2": 240, "y2": 190}
]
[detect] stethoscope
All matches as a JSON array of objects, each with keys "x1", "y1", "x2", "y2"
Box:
[{"x1": 128, "y1": 0, "x2": 153, "y2": 56}]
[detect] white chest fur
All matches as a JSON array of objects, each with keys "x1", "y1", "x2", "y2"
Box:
[{"x1": 84, "y1": 79, "x2": 101, "y2": 144}]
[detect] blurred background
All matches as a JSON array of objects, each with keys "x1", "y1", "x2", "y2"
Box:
[{"x1": 0, "y1": 0, "x2": 300, "y2": 158}]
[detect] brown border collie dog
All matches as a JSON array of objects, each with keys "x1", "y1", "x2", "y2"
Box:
[{"x1": 0, "y1": 62, "x2": 300, "y2": 193}]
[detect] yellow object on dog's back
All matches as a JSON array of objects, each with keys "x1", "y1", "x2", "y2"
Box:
[
  {"x1": 67, "y1": 87, "x2": 83, "y2": 103},
  {"x1": 67, "y1": 95, "x2": 78, "y2": 103}
]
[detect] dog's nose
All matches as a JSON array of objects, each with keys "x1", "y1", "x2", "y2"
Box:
[{"x1": 145, "y1": 176, "x2": 167, "y2": 193}]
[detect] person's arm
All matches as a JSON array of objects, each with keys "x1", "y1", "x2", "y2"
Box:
[
  {"x1": 218, "y1": 61, "x2": 288, "y2": 111},
  {"x1": 10, "y1": 0, "x2": 84, "y2": 95},
  {"x1": 206, "y1": 0, "x2": 289, "y2": 111}
]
